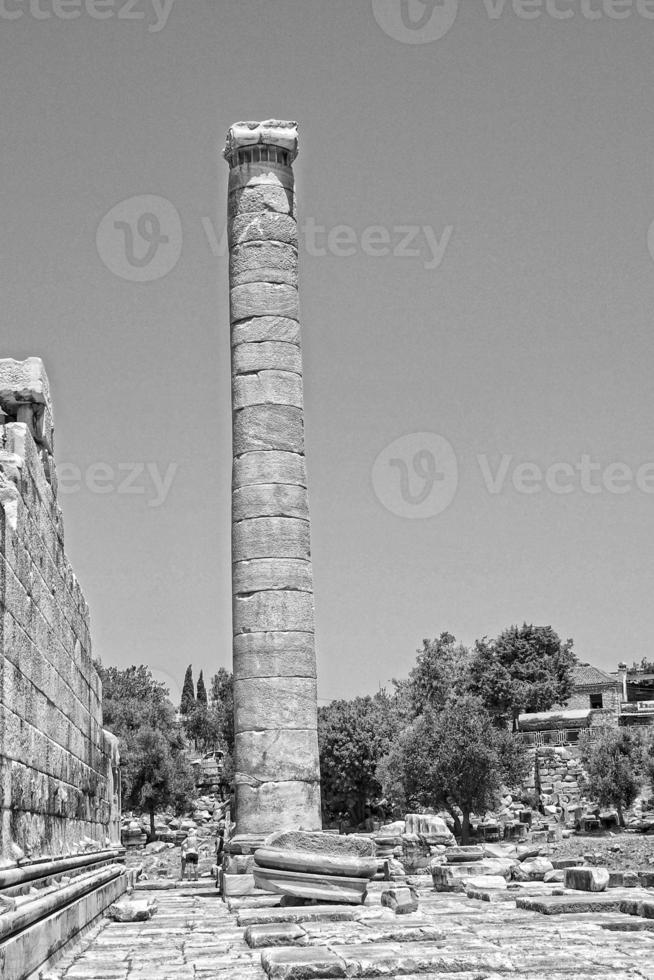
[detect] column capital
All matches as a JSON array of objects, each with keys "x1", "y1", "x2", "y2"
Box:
[{"x1": 224, "y1": 120, "x2": 299, "y2": 168}]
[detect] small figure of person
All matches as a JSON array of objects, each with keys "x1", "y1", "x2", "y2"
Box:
[{"x1": 181, "y1": 832, "x2": 199, "y2": 881}]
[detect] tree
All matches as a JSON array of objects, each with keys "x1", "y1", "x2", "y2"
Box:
[
  {"x1": 180, "y1": 665, "x2": 195, "y2": 715},
  {"x1": 378, "y1": 693, "x2": 529, "y2": 843},
  {"x1": 95, "y1": 661, "x2": 194, "y2": 838},
  {"x1": 318, "y1": 691, "x2": 408, "y2": 826},
  {"x1": 645, "y1": 732, "x2": 654, "y2": 788},
  {"x1": 580, "y1": 726, "x2": 644, "y2": 827},
  {"x1": 210, "y1": 668, "x2": 234, "y2": 754},
  {"x1": 407, "y1": 632, "x2": 471, "y2": 716},
  {"x1": 124, "y1": 725, "x2": 195, "y2": 839},
  {"x1": 184, "y1": 704, "x2": 226, "y2": 753},
  {"x1": 97, "y1": 663, "x2": 172, "y2": 734},
  {"x1": 196, "y1": 670, "x2": 208, "y2": 707},
  {"x1": 470, "y1": 624, "x2": 577, "y2": 730}
]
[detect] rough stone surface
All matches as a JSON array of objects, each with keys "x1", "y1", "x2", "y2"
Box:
[
  {"x1": 565, "y1": 866, "x2": 610, "y2": 892},
  {"x1": 0, "y1": 359, "x2": 120, "y2": 861},
  {"x1": 233, "y1": 485, "x2": 309, "y2": 522},
  {"x1": 234, "y1": 591, "x2": 315, "y2": 634},
  {"x1": 231, "y1": 284, "x2": 299, "y2": 322},
  {"x1": 380, "y1": 885, "x2": 419, "y2": 914},
  {"x1": 233, "y1": 405, "x2": 304, "y2": 455},
  {"x1": 233, "y1": 372, "x2": 303, "y2": 411},
  {"x1": 431, "y1": 858, "x2": 515, "y2": 891},
  {"x1": 445, "y1": 846, "x2": 485, "y2": 864},
  {"x1": 106, "y1": 899, "x2": 157, "y2": 922},
  {"x1": 254, "y1": 847, "x2": 378, "y2": 879},
  {"x1": 234, "y1": 677, "x2": 318, "y2": 733},
  {"x1": 237, "y1": 781, "x2": 322, "y2": 836},
  {"x1": 517, "y1": 857, "x2": 555, "y2": 881},
  {"x1": 245, "y1": 922, "x2": 306, "y2": 948},
  {"x1": 233, "y1": 342, "x2": 302, "y2": 376},
  {"x1": 233, "y1": 558, "x2": 313, "y2": 594},
  {"x1": 231, "y1": 242, "x2": 299, "y2": 288},
  {"x1": 464, "y1": 875, "x2": 508, "y2": 892},
  {"x1": 229, "y1": 214, "x2": 299, "y2": 249},
  {"x1": 233, "y1": 517, "x2": 310, "y2": 562},
  {"x1": 235, "y1": 731, "x2": 321, "y2": 784},
  {"x1": 254, "y1": 866, "x2": 369, "y2": 905},
  {"x1": 233, "y1": 632, "x2": 317, "y2": 680},
  {"x1": 264, "y1": 833, "x2": 376, "y2": 858},
  {"x1": 233, "y1": 451, "x2": 308, "y2": 490}
]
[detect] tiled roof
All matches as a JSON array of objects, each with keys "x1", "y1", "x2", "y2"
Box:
[{"x1": 572, "y1": 663, "x2": 619, "y2": 689}]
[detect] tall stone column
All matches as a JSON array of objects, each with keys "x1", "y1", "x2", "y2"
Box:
[{"x1": 225, "y1": 120, "x2": 322, "y2": 835}]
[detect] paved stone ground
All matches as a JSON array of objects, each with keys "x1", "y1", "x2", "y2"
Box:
[
  {"x1": 41, "y1": 886, "x2": 265, "y2": 980},
  {"x1": 41, "y1": 880, "x2": 654, "y2": 979}
]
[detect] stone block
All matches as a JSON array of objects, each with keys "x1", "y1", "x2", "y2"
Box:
[
  {"x1": 234, "y1": 590, "x2": 314, "y2": 634},
  {"x1": 233, "y1": 405, "x2": 304, "y2": 455},
  {"x1": 564, "y1": 866, "x2": 610, "y2": 892},
  {"x1": 444, "y1": 846, "x2": 485, "y2": 864},
  {"x1": 221, "y1": 871, "x2": 259, "y2": 896},
  {"x1": 233, "y1": 451, "x2": 308, "y2": 490},
  {"x1": 254, "y1": 847, "x2": 378, "y2": 879},
  {"x1": 233, "y1": 558, "x2": 312, "y2": 595},
  {"x1": 261, "y1": 947, "x2": 347, "y2": 980},
  {"x1": 233, "y1": 341, "x2": 302, "y2": 376},
  {"x1": 228, "y1": 183, "x2": 294, "y2": 219},
  {"x1": 0, "y1": 357, "x2": 52, "y2": 414},
  {"x1": 234, "y1": 676, "x2": 318, "y2": 732},
  {"x1": 231, "y1": 283, "x2": 299, "y2": 322},
  {"x1": 254, "y1": 866, "x2": 368, "y2": 905},
  {"x1": 233, "y1": 371, "x2": 303, "y2": 411},
  {"x1": 516, "y1": 857, "x2": 554, "y2": 881},
  {"x1": 431, "y1": 858, "x2": 515, "y2": 891},
  {"x1": 516, "y1": 894, "x2": 623, "y2": 915},
  {"x1": 380, "y1": 884, "x2": 419, "y2": 914},
  {"x1": 236, "y1": 780, "x2": 322, "y2": 836},
  {"x1": 222, "y1": 853, "x2": 255, "y2": 874},
  {"x1": 464, "y1": 874, "x2": 508, "y2": 892},
  {"x1": 233, "y1": 517, "x2": 310, "y2": 561},
  {"x1": 245, "y1": 922, "x2": 307, "y2": 948},
  {"x1": 236, "y1": 729, "x2": 320, "y2": 784},
  {"x1": 231, "y1": 241, "x2": 298, "y2": 288},
  {"x1": 233, "y1": 485, "x2": 309, "y2": 523},
  {"x1": 233, "y1": 631, "x2": 317, "y2": 680},
  {"x1": 608, "y1": 870, "x2": 639, "y2": 888},
  {"x1": 232, "y1": 315, "x2": 301, "y2": 346},
  {"x1": 106, "y1": 898, "x2": 156, "y2": 922},
  {"x1": 236, "y1": 905, "x2": 356, "y2": 928},
  {"x1": 229, "y1": 213, "x2": 298, "y2": 249}
]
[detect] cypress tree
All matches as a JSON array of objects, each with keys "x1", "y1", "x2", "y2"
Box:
[
  {"x1": 196, "y1": 670, "x2": 208, "y2": 708},
  {"x1": 180, "y1": 665, "x2": 195, "y2": 715}
]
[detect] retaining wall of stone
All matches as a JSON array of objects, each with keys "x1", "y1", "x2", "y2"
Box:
[{"x1": 0, "y1": 358, "x2": 118, "y2": 860}]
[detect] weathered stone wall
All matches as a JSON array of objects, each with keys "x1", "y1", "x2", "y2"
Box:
[
  {"x1": 567, "y1": 686, "x2": 621, "y2": 713},
  {"x1": 0, "y1": 357, "x2": 118, "y2": 860}
]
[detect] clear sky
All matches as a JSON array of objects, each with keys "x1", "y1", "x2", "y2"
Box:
[{"x1": 3, "y1": 0, "x2": 654, "y2": 705}]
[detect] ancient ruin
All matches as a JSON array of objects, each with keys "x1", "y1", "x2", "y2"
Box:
[
  {"x1": 0, "y1": 357, "x2": 125, "y2": 977},
  {"x1": 225, "y1": 121, "x2": 322, "y2": 836}
]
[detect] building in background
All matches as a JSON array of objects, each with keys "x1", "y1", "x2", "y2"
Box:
[{"x1": 614, "y1": 660, "x2": 654, "y2": 727}]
